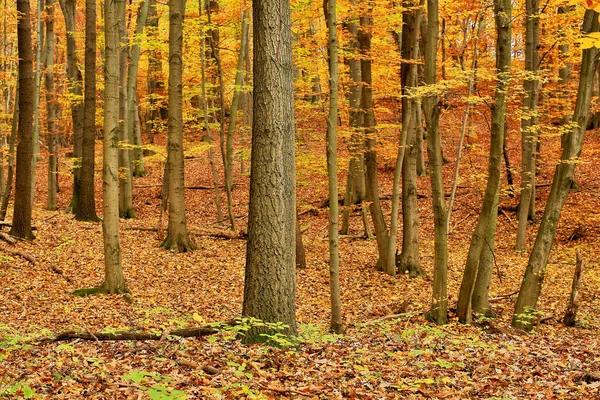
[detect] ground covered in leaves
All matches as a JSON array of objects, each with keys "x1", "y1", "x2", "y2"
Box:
[{"x1": 1, "y1": 106, "x2": 600, "y2": 398}]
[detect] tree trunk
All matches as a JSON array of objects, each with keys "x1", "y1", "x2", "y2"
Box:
[
  {"x1": 325, "y1": 0, "x2": 343, "y2": 334},
  {"x1": 359, "y1": 7, "x2": 388, "y2": 270},
  {"x1": 76, "y1": 0, "x2": 99, "y2": 222},
  {"x1": 100, "y1": 0, "x2": 128, "y2": 293},
  {"x1": 512, "y1": 10, "x2": 599, "y2": 332},
  {"x1": 45, "y1": 0, "x2": 58, "y2": 211},
  {"x1": 207, "y1": 3, "x2": 236, "y2": 231},
  {"x1": 242, "y1": 0, "x2": 297, "y2": 342},
  {"x1": 59, "y1": 0, "x2": 84, "y2": 214},
  {"x1": 471, "y1": 200, "x2": 498, "y2": 317},
  {"x1": 10, "y1": 0, "x2": 35, "y2": 240},
  {"x1": 340, "y1": 0, "x2": 369, "y2": 237},
  {"x1": 0, "y1": 96, "x2": 17, "y2": 221},
  {"x1": 515, "y1": 0, "x2": 540, "y2": 251},
  {"x1": 199, "y1": 0, "x2": 223, "y2": 225},
  {"x1": 127, "y1": 0, "x2": 150, "y2": 178},
  {"x1": 31, "y1": 0, "x2": 45, "y2": 209},
  {"x1": 456, "y1": 0, "x2": 511, "y2": 324},
  {"x1": 563, "y1": 248, "x2": 583, "y2": 327},
  {"x1": 423, "y1": 0, "x2": 447, "y2": 324},
  {"x1": 145, "y1": 0, "x2": 161, "y2": 144},
  {"x1": 295, "y1": 212, "x2": 306, "y2": 268},
  {"x1": 117, "y1": 0, "x2": 134, "y2": 219},
  {"x1": 161, "y1": 0, "x2": 197, "y2": 252}
]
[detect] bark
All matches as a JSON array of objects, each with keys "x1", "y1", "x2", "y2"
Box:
[
  {"x1": 10, "y1": 0, "x2": 35, "y2": 240},
  {"x1": 100, "y1": 0, "x2": 128, "y2": 294},
  {"x1": 325, "y1": 0, "x2": 343, "y2": 334},
  {"x1": 563, "y1": 248, "x2": 583, "y2": 327},
  {"x1": 76, "y1": 0, "x2": 99, "y2": 222},
  {"x1": 199, "y1": 0, "x2": 223, "y2": 225},
  {"x1": 512, "y1": 10, "x2": 599, "y2": 332},
  {"x1": 558, "y1": 6, "x2": 573, "y2": 141},
  {"x1": 117, "y1": 0, "x2": 135, "y2": 219},
  {"x1": 207, "y1": 4, "x2": 236, "y2": 231},
  {"x1": 359, "y1": 7, "x2": 388, "y2": 270},
  {"x1": 126, "y1": 0, "x2": 150, "y2": 178},
  {"x1": 242, "y1": 0, "x2": 297, "y2": 341},
  {"x1": 31, "y1": 0, "x2": 45, "y2": 209},
  {"x1": 59, "y1": 0, "x2": 84, "y2": 214},
  {"x1": 515, "y1": 0, "x2": 540, "y2": 251},
  {"x1": 0, "y1": 95, "x2": 17, "y2": 221},
  {"x1": 145, "y1": 0, "x2": 161, "y2": 144},
  {"x1": 457, "y1": 0, "x2": 511, "y2": 324},
  {"x1": 45, "y1": 0, "x2": 58, "y2": 211},
  {"x1": 295, "y1": 213, "x2": 306, "y2": 268},
  {"x1": 423, "y1": 0, "x2": 447, "y2": 324},
  {"x1": 161, "y1": 0, "x2": 197, "y2": 252},
  {"x1": 471, "y1": 200, "x2": 498, "y2": 317}
]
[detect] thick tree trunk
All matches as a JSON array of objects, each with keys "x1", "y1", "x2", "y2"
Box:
[
  {"x1": 160, "y1": 0, "x2": 196, "y2": 252},
  {"x1": 10, "y1": 0, "x2": 35, "y2": 240},
  {"x1": 456, "y1": 0, "x2": 511, "y2": 324},
  {"x1": 423, "y1": 0, "x2": 447, "y2": 324},
  {"x1": 471, "y1": 201, "x2": 498, "y2": 317},
  {"x1": 59, "y1": 0, "x2": 84, "y2": 214},
  {"x1": 45, "y1": 0, "x2": 58, "y2": 211},
  {"x1": 325, "y1": 0, "x2": 343, "y2": 334},
  {"x1": 515, "y1": 0, "x2": 540, "y2": 251},
  {"x1": 126, "y1": 0, "x2": 150, "y2": 178},
  {"x1": 512, "y1": 10, "x2": 599, "y2": 332},
  {"x1": 76, "y1": 0, "x2": 99, "y2": 222},
  {"x1": 242, "y1": 0, "x2": 297, "y2": 342},
  {"x1": 117, "y1": 0, "x2": 135, "y2": 219},
  {"x1": 100, "y1": 0, "x2": 128, "y2": 293},
  {"x1": 359, "y1": 8, "x2": 388, "y2": 270}
]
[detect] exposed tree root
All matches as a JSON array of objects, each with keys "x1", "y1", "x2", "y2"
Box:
[{"x1": 0, "y1": 245, "x2": 36, "y2": 264}]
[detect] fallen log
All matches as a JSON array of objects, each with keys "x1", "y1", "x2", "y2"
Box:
[
  {"x1": 1, "y1": 246, "x2": 35, "y2": 265},
  {"x1": 37, "y1": 320, "x2": 237, "y2": 344},
  {"x1": 125, "y1": 226, "x2": 246, "y2": 240}
]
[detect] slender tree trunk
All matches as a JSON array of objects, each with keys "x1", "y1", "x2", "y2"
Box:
[
  {"x1": 359, "y1": 6, "x2": 388, "y2": 270},
  {"x1": 295, "y1": 212, "x2": 306, "y2": 268},
  {"x1": 512, "y1": 10, "x2": 599, "y2": 332},
  {"x1": 456, "y1": 0, "x2": 511, "y2": 324},
  {"x1": 423, "y1": 0, "x2": 447, "y2": 324},
  {"x1": 558, "y1": 6, "x2": 573, "y2": 142},
  {"x1": 207, "y1": 4, "x2": 236, "y2": 231},
  {"x1": 145, "y1": 0, "x2": 160, "y2": 144},
  {"x1": 563, "y1": 248, "x2": 583, "y2": 327},
  {"x1": 117, "y1": 0, "x2": 134, "y2": 219},
  {"x1": 242, "y1": 0, "x2": 297, "y2": 342},
  {"x1": 100, "y1": 0, "x2": 128, "y2": 293},
  {"x1": 471, "y1": 200, "x2": 498, "y2": 316},
  {"x1": 199, "y1": 0, "x2": 223, "y2": 225},
  {"x1": 31, "y1": 0, "x2": 45, "y2": 209},
  {"x1": 161, "y1": 0, "x2": 197, "y2": 252},
  {"x1": 515, "y1": 0, "x2": 540, "y2": 250},
  {"x1": 11, "y1": 0, "x2": 35, "y2": 240},
  {"x1": 0, "y1": 96, "x2": 17, "y2": 221},
  {"x1": 76, "y1": 0, "x2": 99, "y2": 221},
  {"x1": 126, "y1": 0, "x2": 150, "y2": 178},
  {"x1": 325, "y1": 0, "x2": 343, "y2": 334},
  {"x1": 44, "y1": 0, "x2": 57, "y2": 211}
]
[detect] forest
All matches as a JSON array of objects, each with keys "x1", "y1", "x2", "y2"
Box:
[{"x1": 1, "y1": 0, "x2": 600, "y2": 397}]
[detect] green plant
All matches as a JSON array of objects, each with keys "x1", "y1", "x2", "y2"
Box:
[{"x1": 121, "y1": 370, "x2": 186, "y2": 400}]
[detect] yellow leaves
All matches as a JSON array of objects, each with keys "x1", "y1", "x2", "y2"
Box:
[
  {"x1": 192, "y1": 313, "x2": 204, "y2": 323},
  {"x1": 569, "y1": 0, "x2": 600, "y2": 13},
  {"x1": 578, "y1": 32, "x2": 600, "y2": 49}
]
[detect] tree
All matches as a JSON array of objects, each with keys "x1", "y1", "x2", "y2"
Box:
[
  {"x1": 76, "y1": 0, "x2": 99, "y2": 222},
  {"x1": 45, "y1": 0, "x2": 57, "y2": 211},
  {"x1": 10, "y1": 0, "x2": 35, "y2": 239},
  {"x1": 456, "y1": 0, "x2": 511, "y2": 324},
  {"x1": 242, "y1": 0, "x2": 297, "y2": 341},
  {"x1": 161, "y1": 0, "x2": 196, "y2": 252},
  {"x1": 423, "y1": 0, "x2": 447, "y2": 324},
  {"x1": 324, "y1": 0, "x2": 343, "y2": 334},
  {"x1": 512, "y1": 9, "x2": 599, "y2": 332}
]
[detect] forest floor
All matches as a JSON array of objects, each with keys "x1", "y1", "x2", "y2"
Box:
[{"x1": 1, "y1": 104, "x2": 600, "y2": 399}]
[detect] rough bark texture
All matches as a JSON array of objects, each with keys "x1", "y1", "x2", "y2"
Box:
[
  {"x1": 161, "y1": 0, "x2": 196, "y2": 252},
  {"x1": 45, "y1": 0, "x2": 58, "y2": 211},
  {"x1": 325, "y1": 0, "x2": 343, "y2": 334},
  {"x1": 457, "y1": 0, "x2": 511, "y2": 324},
  {"x1": 423, "y1": 0, "x2": 447, "y2": 324},
  {"x1": 76, "y1": 0, "x2": 99, "y2": 222},
  {"x1": 10, "y1": 0, "x2": 35, "y2": 240},
  {"x1": 359, "y1": 8, "x2": 388, "y2": 270},
  {"x1": 59, "y1": 0, "x2": 84, "y2": 214},
  {"x1": 515, "y1": 0, "x2": 540, "y2": 250},
  {"x1": 242, "y1": 0, "x2": 297, "y2": 341},
  {"x1": 512, "y1": 10, "x2": 599, "y2": 332}
]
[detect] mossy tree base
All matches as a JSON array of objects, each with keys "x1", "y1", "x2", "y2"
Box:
[
  {"x1": 119, "y1": 209, "x2": 136, "y2": 219},
  {"x1": 396, "y1": 255, "x2": 423, "y2": 278},
  {"x1": 160, "y1": 233, "x2": 197, "y2": 253},
  {"x1": 72, "y1": 282, "x2": 131, "y2": 297}
]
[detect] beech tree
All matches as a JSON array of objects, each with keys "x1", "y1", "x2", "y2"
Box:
[{"x1": 242, "y1": 0, "x2": 297, "y2": 341}]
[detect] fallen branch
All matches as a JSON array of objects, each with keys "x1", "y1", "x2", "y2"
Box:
[
  {"x1": 0, "y1": 232, "x2": 17, "y2": 244},
  {"x1": 36, "y1": 320, "x2": 237, "y2": 344},
  {"x1": 133, "y1": 184, "x2": 224, "y2": 190},
  {"x1": 0, "y1": 245, "x2": 35, "y2": 265},
  {"x1": 488, "y1": 290, "x2": 519, "y2": 302},
  {"x1": 500, "y1": 208, "x2": 515, "y2": 228},
  {"x1": 258, "y1": 384, "x2": 316, "y2": 397},
  {"x1": 125, "y1": 226, "x2": 246, "y2": 240},
  {"x1": 50, "y1": 265, "x2": 73, "y2": 283}
]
